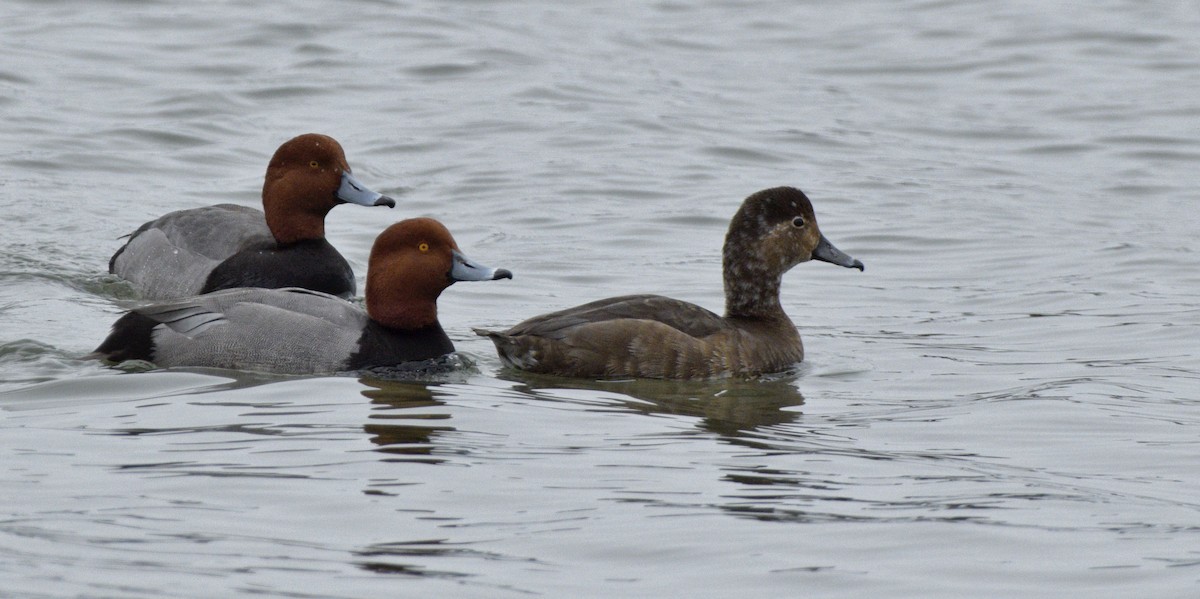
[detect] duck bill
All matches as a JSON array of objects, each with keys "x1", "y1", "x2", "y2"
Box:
[
  {"x1": 337, "y1": 171, "x2": 396, "y2": 208},
  {"x1": 450, "y1": 249, "x2": 513, "y2": 282},
  {"x1": 812, "y1": 235, "x2": 865, "y2": 271}
]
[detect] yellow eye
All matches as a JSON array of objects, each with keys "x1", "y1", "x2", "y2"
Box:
[
  {"x1": 309, "y1": 160, "x2": 319, "y2": 168},
  {"x1": 418, "y1": 242, "x2": 430, "y2": 253}
]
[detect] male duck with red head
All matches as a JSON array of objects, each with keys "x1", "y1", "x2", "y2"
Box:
[
  {"x1": 476, "y1": 187, "x2": 863, "y2": 379},
  {"x1": 94, "y1": 218, "x2": 511, "y2": 374},
  {"x1": 109, "y1": 133, "x2": 396, "y2": 300}
]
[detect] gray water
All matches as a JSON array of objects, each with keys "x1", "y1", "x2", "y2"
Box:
[{"x1": 2, "y1": 0, "x2": 1199, "y2": 597}]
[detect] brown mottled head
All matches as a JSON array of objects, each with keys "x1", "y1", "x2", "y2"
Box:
[
  {"x1": 722, "y1": 187, "x2": 862, "y2": 319},
  {"x1": 261, "y1": 133, "x2": 396, "y2": 245},
  {"x1": 366, "y1": 218, "x2": 511, "y2": 331}
]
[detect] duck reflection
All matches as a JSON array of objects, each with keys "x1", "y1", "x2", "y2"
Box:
[
  {"x1": 359, "y1": 378, "x2": 454, "y2": 461},
  {"x1": 495, "y1": 371, "x2": 805, "y2": 437}
]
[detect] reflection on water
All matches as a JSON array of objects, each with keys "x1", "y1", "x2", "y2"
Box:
[
  {"x1": 354, "y1": 539, "x2": 542, "y2": 580},
  {"x1": 497, "y1": 370, "x2": 805, "y2": 437},
  {"x1": 360, "y1": 380, "x2": 454, "y2": 463}
]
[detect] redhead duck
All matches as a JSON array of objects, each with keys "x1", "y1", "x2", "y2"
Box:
[
  {"x1": 109, "y1": 133, "x2": 396, "y2": 300},
  {"x1": 93, "y1": 218, "x2": 512, "y2": 374},
  {"x1": 475, "y1": 187, "x2": 863, "y2": 379}
]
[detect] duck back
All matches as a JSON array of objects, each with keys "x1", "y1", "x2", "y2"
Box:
[{"x1": 505, "y1": 294, "x2": 727, "y2": 339}]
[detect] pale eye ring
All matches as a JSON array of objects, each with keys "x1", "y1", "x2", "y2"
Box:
[
  {"x1": 309, "y1": 160, "x2": 319, "y2": 168},
  {"x1": 792, "y1": 216, "x2": 805, "y2": 228},
  {"x1": 418, "y1": 242, "x2": 430, "y2": 252}
]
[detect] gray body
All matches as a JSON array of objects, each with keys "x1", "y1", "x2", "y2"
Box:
[
  {"x1": 110, "y1": 204, "x2": 275, "y2": 300},
  {"x1": 136, "y1": 287, "x2": 370, "y2": 373}
]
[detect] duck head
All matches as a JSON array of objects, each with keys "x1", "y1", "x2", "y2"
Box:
[
  {"x1": 261, "y1": 133, "x2": 396, "y2": 245},
  {"x1": 366, "y1": 218, "x2": 512, "y2": 330},
  {"x1": 722, "y1": 186, "x2": 863, "y2": 318}
]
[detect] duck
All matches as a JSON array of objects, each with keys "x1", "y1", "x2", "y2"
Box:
[
  {"x1": 475, "y1": 186, "x2": 863, "y2": 380},
  {"x1": 108, "y1": 133, "x2": 396, "y2": 300},
  {"x1": 93, "y1": 218, "x2": 512, "y2": 375}
]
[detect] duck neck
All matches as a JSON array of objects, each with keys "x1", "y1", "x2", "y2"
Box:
[
  {"x1": 366, "y1": 270, "x2": 442, "y2": 331},
  {"x1": 367, "y1": 292, "x2": 440, "y2": 332},
  {"x1": 723, "y1": 268, "x2": 789, "y2": 321},
  {"x1": 265, "y1": 206, "x2": 327, "y2": 246},
  {"x1": 261, "y1": 178, "x2": 330, "y2": 245},
  {"x1": 722, "y1": 240, "x2": 790, "y2": 322}
]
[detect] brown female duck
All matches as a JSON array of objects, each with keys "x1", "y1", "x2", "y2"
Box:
[{"x1": 475, "y1": 186, "x2": 863, "y2": 379}]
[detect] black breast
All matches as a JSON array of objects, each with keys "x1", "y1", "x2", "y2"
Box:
[
  {"x1": 202, "y1": 239, "x2": 356, "y2": 297},
  {"x1": 345, "y1": 322, "x2": 456, "y2": 370}
]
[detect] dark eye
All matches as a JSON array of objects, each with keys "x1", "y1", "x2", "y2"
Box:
[
  {"x1": 791, "y1": 216, "x2": 805, "y2": 228},
  {"x1": 309, "y1": 160, "x2": 320, "y2": 168}
]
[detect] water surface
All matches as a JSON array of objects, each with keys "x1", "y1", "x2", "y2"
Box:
[{"x1": 2, "y1": 1, "x2": 1198, "y2": 597}]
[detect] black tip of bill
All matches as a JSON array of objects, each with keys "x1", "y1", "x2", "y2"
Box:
[{"x1": 813, "y1": 235, "x2": 864, "y2": 272}]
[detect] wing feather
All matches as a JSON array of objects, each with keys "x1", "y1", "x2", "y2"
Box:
[{"x1": 507, "y1": 294, "x2": 727, "y2": 340}]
